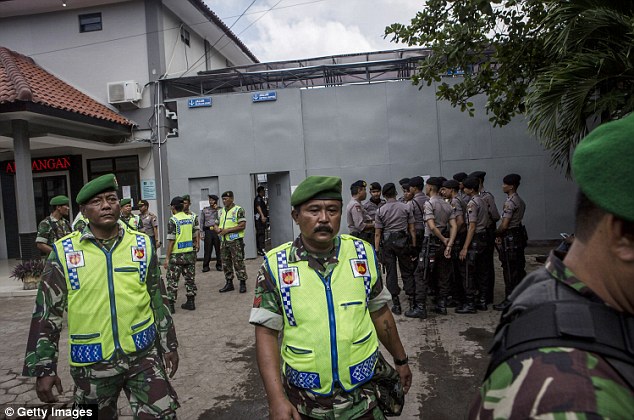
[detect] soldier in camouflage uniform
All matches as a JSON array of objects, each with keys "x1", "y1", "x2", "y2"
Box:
[
  {"x1": 470, "y1": 115, "x2": 634, "y2": 418},
  {"x1": 250, "y1": 176, "x2": 412, "y2": 419},
  {"x1": 23, "y1": 174, "x2": 179, "y2": 418},
  {"x1": 72, "y1": 212, "x2": 88, "y2": 232},
  {"x1": 164, "y1": 196, "x2": 199, "y2": 311},
  {"x1": 216, "y1": 191, "x2": 248, "y2": 293},
  {"x1": 119, "y1": 198, "x2": 142, "y2": 230},
  {"x1": 35, "y1": 195, "x2": 72, "y2": 256}
]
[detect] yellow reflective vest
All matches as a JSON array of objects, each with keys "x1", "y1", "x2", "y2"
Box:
[
  {"x1": 53, "y1": 228, "x2": 155, "y2": 367},
  {"x1": 266, "y1": 234, "x2": 379, "y2": 395},
  {"x1": 218, "y1": 205, "x2": 245, "y2": 241},
  {"x1": 170, "y1": 212, "x2": 194, "y2": 254}
]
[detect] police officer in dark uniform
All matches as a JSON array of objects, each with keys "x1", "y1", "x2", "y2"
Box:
[
  {"x1": 408, "y1": 176, "x2": 429, "y2": 259},
  {"x1": 363, "y1": 182, "x2": 386, "y2": 222},
  {"x1": 442, "y1": 179, "x2": 467, "y2": 306},
  {"x1": 407, "y1": 177, "x2": 457, "y2": 318},
  {"x1": 346, "y1": 180, "x2": 374, "y2": 243},
  {"x1": 200, "y1": 194, "x2": 222, "y2": 272},
  {"x1": 375, "y1": 183, "x2": 416, "y2": 315},
  {"x1": 456, "y1": 176, "x2": 491, "y2": 314},
  {"x1": 398, "y1": 178, "x2": 412, "y2": 203},
  {"x1": 493, "y1": 174, "x2": 527, "y2": 310},
  {"x1": 469, "y1": 171, "x2": 500, "y2": 304},
  {"x1": 453, "y1": 172, "x2": 470, "y2": 211}
]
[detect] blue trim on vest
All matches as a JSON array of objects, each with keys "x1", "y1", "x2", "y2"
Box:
[
  {"x1": 352, "y1": 239, "x2": 372, "y2": 307},
  {"x1": 62, "y1": 238, "x2": 80, "y2": 290},
  {"x1": 285, "y1": 363, "x2": 321, "y2": 389},
  {"x1": 70, "y1": 343, "x2": 103, "y2": 364},
  {"x1": 177, "y1": 241, "x2": 193, "y2": 249},
  {"x1": 135, "y1": 234, "x2": 148, "y2": 283},
  {"x1": 132, "y1": 324, "x2": 157, "y2": 352},
  {"x1": 277, "y1": 250, "x2": 297, "y2": 326},
  {"x1": 349, "y1": 349, "x2": 378, "y2": 385}
]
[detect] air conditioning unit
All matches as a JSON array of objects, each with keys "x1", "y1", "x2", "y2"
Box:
[{"x1": 107, "y1": 81, "x2": 142, "y2": 104}]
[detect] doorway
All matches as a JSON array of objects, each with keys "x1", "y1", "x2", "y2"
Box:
[
  {"x1": 257, "y1": 172, "x2": 293, "y2": 249},
  {"x1": 32, "y1": 172, "x2": 72, "y2": 223}
]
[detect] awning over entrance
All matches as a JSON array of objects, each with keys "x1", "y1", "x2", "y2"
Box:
[{"x1": 0, "y1": 46, "x2": 136, "y2": 260}]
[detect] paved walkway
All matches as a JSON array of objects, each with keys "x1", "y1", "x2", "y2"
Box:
[{"x1": 0, "y1": 253, "x2": 545, "y2": 419}]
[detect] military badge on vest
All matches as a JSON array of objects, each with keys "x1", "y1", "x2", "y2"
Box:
[
  {"x1": 279, "y1": 267, "x2": 300, "y2": 287},
  {"x1": 66, "y1": 251, "x2": 85, "y2": 269},
  {"x1": 131, "y1": 246, "x2": 147, "y2": 262},
  {"x1": 350, "y1": 259, "x2": 369, "y2": 278}
]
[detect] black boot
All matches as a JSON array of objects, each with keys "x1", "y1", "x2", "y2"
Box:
[
  {"x1": 202, "y1": 266, "x2": 210, "y2": 273},
  {"x1": 493, "y1": 299, "x2": 511, "y2": 311},
  {"x1": 239, "y1": 281, "x2": 247, "y2": 293},
  {"x1": 168, "y1": 301, "x2": 175, "y2": 314},
  {"x1": 445, "y1": 296, "x2": 460, "y2": 308},
  {"x1": 181, "y1": 296, "x2": 196, "y2": 310},
  {"x1": 405, "y1": 303, "x2": 427, "y2": 319},
  {"x1": 219, "y1": 281, "x2": 235, "y2": 293},
  {"x1": 435, "y1": 297, "x2": 448, "y2": 315},
  {"x1": 391, "y1": 296, "x2": 402, "y2": 315},
  {"x1": 455, "y1": 298, "x2": 477, "y2": 314},
  {"x1": 476, "y1": 296, "x2": 488, "y2": 311}
]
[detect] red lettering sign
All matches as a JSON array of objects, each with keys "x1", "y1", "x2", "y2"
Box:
[{"x1": 4, "y1": 156, "x2": 71, "y2": 174}]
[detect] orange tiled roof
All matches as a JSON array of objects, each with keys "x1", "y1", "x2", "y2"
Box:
[{"x1": 0, "y1": 47, "x2": 134, "y2": 127}]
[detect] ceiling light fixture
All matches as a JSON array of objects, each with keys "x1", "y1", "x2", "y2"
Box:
[{"x1": 62, "y1": 1, "x2": 67, "y2": 6}]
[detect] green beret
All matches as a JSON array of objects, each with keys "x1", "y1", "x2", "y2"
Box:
[
  {"x1": 120, "y1": 198, "x2": 132, "y2": 206},
  {"x1": 573, "y1": 114, "x2": 634, "y2": 222},
  {"x1": 182, "y1": 195, "x2": 190, "y2": 201},
  {"x1": 76, "y1": 174, "x2": 118, "y2": 204},
  {"x1": 291, "y1": 176, "x2": 342, "y2": 206},
  {"x1": 49, "y1": 195, "x2": 69, "y2": 206}
]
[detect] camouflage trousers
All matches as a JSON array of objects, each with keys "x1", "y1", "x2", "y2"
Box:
[
  {"x1": 220, "y1": 239, "x2": 248, "y2": 283},
  {"x1": 70, "y1": 347, "x2": 179, "y2": 419},
  {"x1": 284, "y1": 378, "x2": 385, "y2": 420},
  {"x1": 166, "y1": 258, "x2": 196, "y2": 301}
]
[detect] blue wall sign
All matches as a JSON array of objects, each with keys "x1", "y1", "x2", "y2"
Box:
[
  {"x1": 188, "y1": 97, "x2": 212, "y2": 108},
  {"x1": 252, "y1": 91, "x2": 277, "y2": 103}
]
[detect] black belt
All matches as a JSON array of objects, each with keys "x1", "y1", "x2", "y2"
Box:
[{"x1": 204, "y1": 226, "x2": 215, "y2": 231}]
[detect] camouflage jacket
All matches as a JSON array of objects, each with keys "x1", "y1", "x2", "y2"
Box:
[
  {"x1": 35, "y1": 215, "x2": 72, "y2": 246},
  {"x1": 469, "y1": 252, "x2": 634, "y2": 419},
  {"x1": 23, "y1": 225, "x2": 178, "y2": 377}
]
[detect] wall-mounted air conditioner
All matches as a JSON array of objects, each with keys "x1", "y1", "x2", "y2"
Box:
[{"x1": 107, "y1": 81, "x2": 142, "y2": 104}]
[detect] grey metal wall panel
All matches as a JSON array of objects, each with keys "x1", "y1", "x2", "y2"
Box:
[{"x1": 168, "y1": 80, "x2": 577, "y2": 245}]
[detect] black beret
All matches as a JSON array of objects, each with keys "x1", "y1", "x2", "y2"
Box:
[
  {"x1": 469, "y1": 171, "x2": 486, "y2": 181},
  {"x1": 382, "y1": 182, "x2": 397, "y2": 196},
  {"x1": 398, "y1": 177, "x2": 410, "y2": 186},
  {"x1": 503, "y1": 173, "x2": 521, "y2": 186},
  {"x1": 221, "y1": 191, "x2": 234, "y2": 198},
  {"x1": 170, "y1": 196, "x2": 184, "y2": 206},
  {"x1": 426, "y1": 177, "x2": 443, "y2": 187},
  {"x1": 442, "y1": 180, "x2": 460, "y2": 190},
  {"x1": 438, "y1": 176, "x2": 447, "y2": 184},
  {"x1": 351, "y1": 180, "x2": 366, "y2": 189},
  {"x1": 453, "y1": 172, "x2": 468, "y2": 182},
  {"x1": 369, "y1": 182, "x2": 382, "y2": 191},
  {"x1": 208, "y1": 194, "x2": 219, "y2": 201},
  {"x1": 463, "y1": 177, "x2": 480, "y2": 190},
  {"x1": 76, "y1": 174, "x2": 118, "y2": 204},
  {"x1": 409, "y1": 176, "x2": 424, "y2": 189},
  {"x1": 291, "y1": 176, "x2": 342, "y2": 206}
]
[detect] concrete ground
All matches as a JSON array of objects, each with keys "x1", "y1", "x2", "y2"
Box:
[{"x1": 0, "y1": 250, "x2": 546, "y2": 419}]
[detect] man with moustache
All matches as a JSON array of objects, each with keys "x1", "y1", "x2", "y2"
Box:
[
  {"x1": 23, "y1": 174, "x2": 179, "y2": 418},
  {"x1": 250, "y1": 176, "x2": 411, "y2": 419},
  {"x1": 470, "y1": 109, "x2": 634, "y2": 419}
]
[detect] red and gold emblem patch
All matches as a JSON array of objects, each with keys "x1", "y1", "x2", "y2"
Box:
[
  {"x1": 279, "y1": 267, "x2": 300, "y2": 288},
  {"x1": 66, "y1": 251, "x2": 85, "y2": 269},
  {"x1": 131, "y1": 246, "x2": 147, "y2": 262},
  {"x1": 350, "y1": 259, "x2": 369, "y2": 278}
]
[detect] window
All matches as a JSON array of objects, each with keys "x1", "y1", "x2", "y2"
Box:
[
  {"x1": 180, "y1": 27, "x2": 190, "y2": 47},
  {"x1": 79, "y1": 13, "x2": 102, "y2": 33},
  {"x1": 88, "y1": 156, "x2": 141, "y2": 207}
]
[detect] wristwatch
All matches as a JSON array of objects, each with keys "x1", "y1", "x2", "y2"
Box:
[{"x1": 393, "y1": 355, "x2": 409, "y2": 366}]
